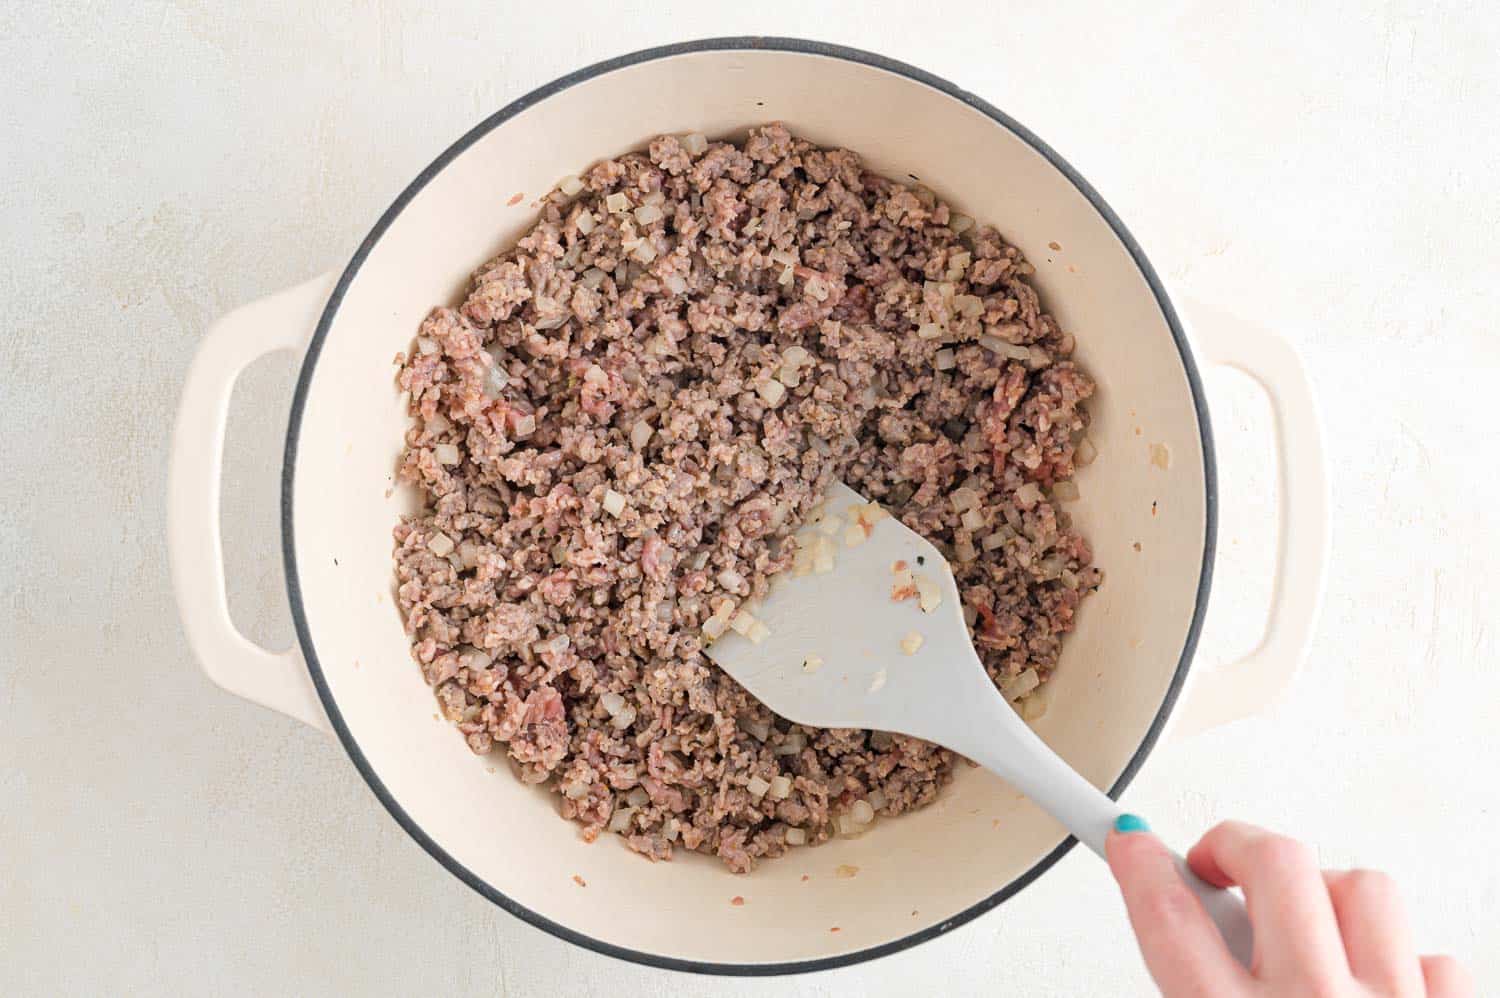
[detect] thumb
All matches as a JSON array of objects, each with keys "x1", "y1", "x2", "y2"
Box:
[{"x1": 1106, "y1": 815, "x2": 1245, "y2": 997}]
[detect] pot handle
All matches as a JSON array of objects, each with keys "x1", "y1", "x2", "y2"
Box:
[
  {"x1": 1170, "y1": 299, "x2": 1330, "y2": 737},
  {"x1": 167, "y1": 271, "x2": 339, "y2": 734}
]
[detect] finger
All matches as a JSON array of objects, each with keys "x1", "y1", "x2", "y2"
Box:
[
  {"x1": 1186, "y1": 821, "x2": 1347, "y2": 980},
  {"x1": 1420, "y1": 954, "x2": 1475, "y2": 998},
  {"x1": 1107, "y1": 822, "x2": 1250, "y2": 997},
  {"x1": 1323, "y1": 870, "x2": 1423, "y2": 994}
]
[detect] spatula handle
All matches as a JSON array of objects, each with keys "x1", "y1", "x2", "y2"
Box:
[{"x1": 951, "y1": 691, "x2": 1254, "y2": 967}]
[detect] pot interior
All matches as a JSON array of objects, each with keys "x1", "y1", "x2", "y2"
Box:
[{"x1": 287, "y1": 44, "x2": 1209, "y2": 969}]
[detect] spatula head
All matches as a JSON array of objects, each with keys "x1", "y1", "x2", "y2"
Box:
[{"x1": 704, "y1": 482, "x2": 985, "y2": 739}]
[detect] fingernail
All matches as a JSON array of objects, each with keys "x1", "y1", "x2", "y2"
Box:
[{"x1": 1114, "y1": 813, "x2": 1150, "y2": 834}]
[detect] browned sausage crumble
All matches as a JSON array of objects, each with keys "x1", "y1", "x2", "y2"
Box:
[{"x1": 393, "y1": 124, "x2": 1099, "y2": 872}]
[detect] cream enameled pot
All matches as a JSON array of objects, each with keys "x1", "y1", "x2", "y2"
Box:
[{"x1": 167, "y1": 38, "x2": 1329, "y2": 975}]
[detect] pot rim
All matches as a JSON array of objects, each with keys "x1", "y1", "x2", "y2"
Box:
[{"x1": 280, "y1": 35, "x2": 1218, "y2": 977}]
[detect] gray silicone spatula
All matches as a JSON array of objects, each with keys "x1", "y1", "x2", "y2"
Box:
[{"x1": 705, "y1": 481, "x2": 1253, "y2": 966}]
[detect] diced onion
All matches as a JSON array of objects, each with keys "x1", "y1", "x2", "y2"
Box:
[
  {"x1": 746, "y1": 620, "x2": 770, "y2": 644},
  {"x1": 600, "y1": 691, "x2": 625, "y2": 716},
  {"x1": 778, "y1": 265, "x2": 794, "y2": 286},
  {"x1": 611, "y1": 705, "x2": 636, "y2": 729},
  {"x1": 867, "y1": 789, "x2": 887, "y2": 811},
  {"x1": 583, "y1": 364, "x2": 608, "y2": 386},
  {"x1": 1015, "y1": 482, "x2": 1043, "y2": 506},
  {"x1": 1076, "y1": 437, "x2": 1098, "y2": 467},
  {"x1": 785, "y1": 826, "x2": 807, "y2": 846},
  {"x1": 960, "y1": 508, "x2": 986, "y2": 531},
  {"x1": 717, "y1": 569, "x2": 745, "y2": 592},
  {"x1": 849, "y1": 800, "x2": 875, "y2": 824},
  {"x1": 914, "y1": 575, "x2": 941, "y2": 613},
  {"x1": 1053, "y1": 480, "x2": 1081, "y2": 502},
  {"x1": 630, "y1": 420, "x2": 654, "y2": 450},
  {"x1": 950, "y1": 214, "x2": 974, "y2": 234},
  {"x1": 482, "y1": 362, "x2": 509, "y2": 399},
  {"x1": 602, "y1": 489, "x2": 627, "y2": 517},
  {"x1": 558, "y1": 175, "x2": 584, "y2": 196},
  {"x1": 562, "y1": 781, "x2": 590, "y2": 800},
  {"x1": 917, "y1": 322, "x2": 943, "y2": 340},
  {"x1": 682, "y1": 132, "x2": 709, "y2": 156},
  {"x1": 575, "y1": 210, "x2": 596, "y2": 235},
  {"x1": 434, "y1": 443, "x2": 460, "y2": 466},
  {"x1": 511, "y1": 413, "x2": 536, "y2": 438},
  {"x1": 1001, "y1": 667, "x2": 1041, "y2": 700},
  {"x1": 608, "y1": 806, "x2": 635, "y2": 833},
  {"x1": 626, "y1": 786, "x2": 649, "y2": 807},
  {"x1": 416, "y1": 336, "x2": 439, "y2": 356},
  {"x1": 954, "y1": 536, "x2": 977, "y2": 563},
  {"x1": 426, "y1": 532, "x2": 455, "y2": 557},
  {"x1": 774, "y1": 731, "x2": 807, "y2": 754},
  {"x1": 580, "y1": 266, "x2": 606, "y2": 289},
  {"x1": 702, "y1": 615, "x2": 730, "y2": 640},
  {"x1": 756, "y1": 379, "x2": 786, "y2": 407},
  {"x1": 782, "y1": 345, "x2": 810, "y2": 367},
  {"x1": 747, "y1": 775, "x2": 771, "y2": 799},
  {"x1": 950, "y1": 488, "x2": 980, "y2": 512},
  {"x1": 962, "y1": 603, "x2": 978, "y2": 626},
  {"x1": 981, "y1": 530, "x2": 1009, "y2": 552},
  {"x1": 1020, "y1": 695, "x2": 1048, "y2": 721},
  {"x1": 935, "y1": 348, "x2": 956, "y2": 371},
  {"x1": 954, "y1": 294, "x2": 984, "y2": 318},
  {"x1": 634, "y1": 204, "x2": 663, "y2": 225},
  {"x1": 900, "y1": 631, "x2": 924, "y2": 655},
  {"x1": 980, "y1": 335, "x2": 1033, "y2": 361},
  {"x1": 740, "y1": 717, "x2": 771, "y2": 742},
  {"x1": 632, "y1": 241, "x2": 657, "y2": 264},
  {"x1": 664, "y1": 273, "x2": 688, "y2": 294},
  {"x1": 730, "y1": 610, "x2": 756, "y2": 636},
  {"x1": 605, "y1": 192, "x2": 630, "y2": 213}
]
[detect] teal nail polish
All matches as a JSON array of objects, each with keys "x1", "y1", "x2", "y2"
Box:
[{"x1": 1114, "y1": 813, "x2": 1150, "y2": 834}]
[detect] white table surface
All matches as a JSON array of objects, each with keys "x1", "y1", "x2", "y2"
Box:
[{"x1": 4, "y1": 2, "x2": 1497, "y2": 994}]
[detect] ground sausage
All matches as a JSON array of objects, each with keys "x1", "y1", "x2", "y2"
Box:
[{"x1": 393, "y1": 124, "x2": 1100, "y2": 872}]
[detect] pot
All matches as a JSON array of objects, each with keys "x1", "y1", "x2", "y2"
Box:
[{"x1": 167, "y1": 38, "x2": 1329, "y2": 975}]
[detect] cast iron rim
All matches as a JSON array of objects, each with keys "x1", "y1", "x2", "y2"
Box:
[{"x1": 281, "y1": 36, "x2": 1218, "y2": 977}]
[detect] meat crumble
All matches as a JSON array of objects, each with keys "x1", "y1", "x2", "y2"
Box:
[{"x1": 392, "y1": 124, "x2": 1100, "y2": 872}]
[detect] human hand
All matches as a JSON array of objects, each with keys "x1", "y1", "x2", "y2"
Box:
[{"x1": 1106, "y1": 817, "x2": 1473, "y2": 997}]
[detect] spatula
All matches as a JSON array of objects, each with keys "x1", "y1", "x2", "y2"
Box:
[{"x1": 705, "y1": 481, "x2": 1253, "y2": 966}]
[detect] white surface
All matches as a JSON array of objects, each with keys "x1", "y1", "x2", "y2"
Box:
[{"x1": 2, "y1": 2, "x2": 1496, "y2": 994}]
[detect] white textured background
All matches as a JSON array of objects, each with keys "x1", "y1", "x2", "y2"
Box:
[{"x1": 3, "y1": 2, "x2": 1497, "y2": 995}]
